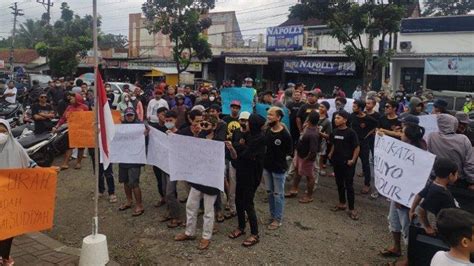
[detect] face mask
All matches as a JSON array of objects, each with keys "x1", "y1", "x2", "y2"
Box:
[
  {"x1": 165, "y1": 122, "x2": 175, "y2": 129},
  {"x1": 467, "y1": 98, "x2": 471, "y2": 102},
  {"x1": 268, "y1": 121, "x2": 277, "y2": 127},
  {"x1": 55, "y1": 83, "x2": 61, "y2": 87},
  {"x1": 0, "y1": 133, "x2": 8, "y2": 145},
  {"x1": 209, "y1": 96, "x2": 215, "y2": 101},
  {"x1": 83, "y1": 97, "x2": 87, "y2": 101},
  {"x1": 131, "y1": 96, "x2": 137, "y2": 101},
  {"x1": 124, "y1": 97, "x2": 129, "y2": 102}
]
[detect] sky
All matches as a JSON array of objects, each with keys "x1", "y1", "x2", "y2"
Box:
[{"x1": 0, "y1": 0, "x2": 298, "y2": 42}]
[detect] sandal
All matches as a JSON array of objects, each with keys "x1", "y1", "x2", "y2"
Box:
[
  {"x1": 118, "y1": 204, "x2": 132, "y2": 211},
  {"x1": 159, "y1": 216, "x2": 171, "y2": 222},
  {"x1": 224, "y1": 212, "x2": 236, "y2": 220},
  {"x1": 74, "y1": 163, "x2": 81, "y2": 170},
  {"x1": 349, "y1": 211, "x2": 359, "y2": 221},
  {"x1": 167, "y1": 219, "x2": 183, "y2": 228},
  {"x1": 284, "y1": 191, "x2": 298, "y2": 198},
  {"x1": 216, "y1": 213, "x2": 225, "y2": 223},
  {"x1": 267, "y1": 220, "x2": 281, "y2": 230},
  {"x1": 380, "y1": 248, "x2": 401, "y2": 258},
  {"x1": 331, "y1": 205, "x2": 347, "y2": 212},
  {"x1": 228, "y1": 229, "x2": 245, "y2": 239},
  {"x1": 298, "y1": 197, "x2": 314, "y2": 204},
  {"x1": 132, "y1": 209, "x2": 145, "y2": 217},
  {"x1": 60, "y1": 165, "x2": 69, "y2": 170},
  {"x1": 242, "y1": 235, "x2": 259, "y2": 247}
]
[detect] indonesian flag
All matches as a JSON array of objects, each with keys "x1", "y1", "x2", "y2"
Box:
[{"x1": 97, "y1": 71, "x2": 115, "y2": 169}]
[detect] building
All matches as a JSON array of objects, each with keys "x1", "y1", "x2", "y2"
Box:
[
  {"x1": 128, "y1": 13, "x2": 172, "y2": 59},
  {"x1": 391, "y1": 15, "x2": 474, "y2": 99},
  {"x1": 0, "y1": 49, "x2": 47, "y2": 75},
  {"x1": 207, "y1": 11, "x2": 244, "y2": 52}
]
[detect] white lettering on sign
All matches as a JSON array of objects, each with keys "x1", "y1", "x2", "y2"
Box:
[
  {"x1": 374, "y1": 135, "x2": 436, "y2": 207},
  {"x1": 267, "y1": 25, "x2": 304, "y2": 35},
  {"x1": 225, "y1": 57, "x2": 269, "y2": 65}
]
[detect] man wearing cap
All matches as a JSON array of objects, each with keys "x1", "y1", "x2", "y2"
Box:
[
  {"x1": 147, "y1": 85, "x2": 169, "y2": 126},
  {"x1": 455, "y1": 111, "x2": 474, "y2": 146},
  {"x1": 433, "y1": 99, "x2": 449, "y2": 114},
  {"x1": 296, "y1": 90, "x2": 319, "y2": 133},
  {"x1": 171, "y1": 93, "x2": 189, "y2": 129},
  {"x1": 243, "y1": 77, "x2": 253, "y2": 88},
  {"x1": 197, "y1": 89, "x2": 212, "y2": 109},
  {"x1": 223, "y1": 100, "x2": 242, "y2": 140},
  {"x1": 463, "y1": 95, "x2": 473, "y2": 114},
  {"x1": 286, "y1": 90, "x2": 304, "y2": 145}
]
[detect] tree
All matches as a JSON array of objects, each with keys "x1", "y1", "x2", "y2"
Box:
[
  {"x1": 35, "y1": 2, "x2": 96, "y2": 77},
  {"x1": 16, "y1": 19, "x2": 46, "y2": 49},
  {"x1": 142, "y1": 0, "x2": 214, "y2": 75},
  {"x1": 290, "y1": 0, "x2": 405, "y2": 87},
  {"x1": 423, "y1": 0, "x2": 474, "y2": 16},
  {"x1": 99, "y1": 34, "x2": 128, "y2": 49}
]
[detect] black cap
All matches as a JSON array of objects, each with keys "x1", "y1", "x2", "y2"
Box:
[
  {"x1": 399, "y1": 113, "x2": 420, "y2": 125},
  {"x1": 433, "y1": 99, "x2": 448, "y2": 109},
  {"x1": 335, "y1": 110, "x2": 350, "y2": 120},
  {"x1": 320, "y1": 101, "x2": 330, "y2": 110},
  {"x1": 209, "y1": 103, "x2": 221, "y2": 112},
  {"x1": 156, "y1": 107, "x2": 168, "y2": 114}
]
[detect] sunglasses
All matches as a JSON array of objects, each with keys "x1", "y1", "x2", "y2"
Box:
[
  {"x1": 201, "y1": 122, "x2": 210, "y2": 127},
  {"x1": 385, "y1": 105, "x2": 391, "y2": 108}
]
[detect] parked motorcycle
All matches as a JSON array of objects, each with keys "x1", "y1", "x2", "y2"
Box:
[{"x1": 0, "y1": 101, "x2": 22, "y2": 128}]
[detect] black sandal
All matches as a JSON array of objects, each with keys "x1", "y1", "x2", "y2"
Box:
[
  {"x1": 331, "y1": 205, "x2": 347, "y2": 212},
  {"x1": 118, "y1": 204, "x2": 132, "y2": 211},
  {"x1": 224, "y1": 212, "x2": 236, "y2": 219},
  {"x1": 242, "y1": 235, "x2": 259, "y2": 247},
  {"x1": 228, "y1": 229, "x2": 245, "y2": 239}
]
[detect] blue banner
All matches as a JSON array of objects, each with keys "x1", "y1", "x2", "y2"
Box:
[
  {"x1": 255, "y1": 103, "x2": 290, "y2": 131},
  {"x1": 284, "y1": 59, "x2": 356, "y2": 76},
  {"x1": 266, "y1": 25, "x2": 304, "y2": 52},
  {"x1": 425, "y1": 57, "x2": 474, "y2": 76},
  {"x1": 221, "y1": 87, "x2": 255, "y2": 115}
]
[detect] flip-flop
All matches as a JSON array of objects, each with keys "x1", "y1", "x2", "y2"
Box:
[
  {"x1": 118, "y1": 205, "x2": 132, "y2": 211},
  {"x1": 242, "y1": 235, "x2": 259, "y2": 247},
  {"x1": 380, "y1": 248, "x2": 401, "y2": 257},
  {"x1": 349, "y1": 211, "x2": 359, "y2": 221},
  {"x1": 284, "y1": 192, "x2": 298, "y2": 198},
  {"x1": 331, "y1": 206, "x2": 347, "y2": 212},
  {"x1": 228, "y1": 229, "x2": 245, "y2": 239},
  {"x1": 74, "y1": 164, "x2": 81, "y2": 170},
  {"x1": 298, "y1": 197, "x2": 314, "y2": 204},
  {"x1": 132, "y1": 209, "x2": 145, "y2": 217},
  {"x1": 60, "y1": 165, "x2": 69, "y2": 170}
]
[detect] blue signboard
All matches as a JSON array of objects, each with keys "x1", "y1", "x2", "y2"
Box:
[
  {"x1": 255, "y1": 103, "x2": 290, "y2": 131},
  {"x1": 266, "y1": 25, "x2": 304, "y2": 52},
  {"x1": 284, "y1": 59, "x2": 356, "y2": 76},
  {"x1": 425, "y1": 57, "x2": 474, "y2": 76},
  {"x1": 220, "y1": 87, "x2": 256, "y2": 115}
]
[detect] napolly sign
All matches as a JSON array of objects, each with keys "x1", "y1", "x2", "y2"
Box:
[
  {"x1": 266, "y1": 25, "x2": 304, "y2": 52},
  {"x1": 284, "y1": 59, "x2": 356, "y2": 76}
]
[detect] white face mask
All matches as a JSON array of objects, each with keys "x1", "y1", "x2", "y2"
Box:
[
  {"x1": 131, "y1": 96, "x2": 137, "y2": 101},
  {"x1": 209, "y1": 96, "x2": 215, "y2": 101},
  {"x1": 124, "y1": 97, "x2": 129, "y2": 102},
  {"x1": 0, "y1": 133, "x2": 8, "y2": 145}
]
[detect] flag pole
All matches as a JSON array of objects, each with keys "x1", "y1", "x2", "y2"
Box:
[
  {"x1": 79, "y1": 1, "x2": 109, "y2": 264},
  {"x1": 92, "y1": 0, "x2": 100, "y2": 237}
]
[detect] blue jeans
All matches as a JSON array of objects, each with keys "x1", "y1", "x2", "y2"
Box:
[{"x1": 263, "y1": 169, "x2": 285, "y2": 222}]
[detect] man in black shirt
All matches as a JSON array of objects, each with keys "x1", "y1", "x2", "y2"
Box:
[
  {"x1": 378, "y1": 100, "x2": 402, "y2": 139},
  {"x1": 296, "y1": 90, "x2": 319, "y2": 133},
  {"x1": 350, "y1": 100, "x2": 378, "y2": 194},
  {"x1": 31, "y1": 93, "x2": 55, "y2": 134},
  {"x1": 329, "y1": 110, "x2": 360, "y2": 220},
  {"x1": 223, "y1": 100, "x2": 241, "y2": 140},
  {"x1": 286, "y1": 90, "x2": 304, "y2": 145}
]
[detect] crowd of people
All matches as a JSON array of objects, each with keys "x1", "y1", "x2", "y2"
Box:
[{"x1": 1, "y1": 75, "x2": 474, "y2": 265}]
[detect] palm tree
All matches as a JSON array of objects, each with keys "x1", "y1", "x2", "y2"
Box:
[{"x1": 16, "y1": 19, "x2": 45, "y2": 49}]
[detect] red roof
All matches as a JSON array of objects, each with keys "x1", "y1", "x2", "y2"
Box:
[{"x1": 0, "y1": 49, "x2": 40, "y2": 64}]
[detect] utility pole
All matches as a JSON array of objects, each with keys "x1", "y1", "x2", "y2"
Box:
[
  {"x1": 9, "y1": 2, "x2": 24, "y2": 80},
  {"x1": 37, "y1": 0, "x2": 53, "y2": 24}
]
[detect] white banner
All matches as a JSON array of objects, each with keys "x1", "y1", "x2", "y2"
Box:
[
  {"x1": 318, "y1": 98, "x2": 354, "y2": 120},
  {"x1": 105, "y1": 124, "x2": 147, "y2": 164},
  {"x1": 168, "y1": 134, "x2": 225, "y2": 191},
  {"x1": 147, "y1": 127, "x2": 170, "y2": 173},
  {"x1": 418, "y1": 114, "x2": 439, "y2": 140},
  {"x1": 374, "y1": 134, "x2": 436, "y2": 207}
]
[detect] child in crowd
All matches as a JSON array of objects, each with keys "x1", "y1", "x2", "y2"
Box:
[{"x1": 431, "y1": 208, "x2": 474, "y2": 266}]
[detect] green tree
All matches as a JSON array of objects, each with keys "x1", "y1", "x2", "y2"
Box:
[
  {"x1": 99, "y1": 34, "x2": 128, "y2": 49},
  {"x1": 142, "y1": 0, "x2": 214, "y2": 75},
  {"x1": 290, "y1": 0, "x2": 405, "y2": 86},
  {"x1": 16, "y1": 19, "x2": 46, "y2": 49},
  {"x1": 423, "y1": 0, "x2": 474, "y2": 16}
]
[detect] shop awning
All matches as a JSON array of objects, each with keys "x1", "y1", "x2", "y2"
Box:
[{"x1": 144, "y1": 67, "x2": 179, "y2": 77}]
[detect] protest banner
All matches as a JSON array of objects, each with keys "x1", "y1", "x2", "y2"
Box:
[
  {"x1": 374, "y1": 135, "x2": 436, "y2": 207},
  {"x1": 147, "y1": 127, "x2": 170, "y2": 173},
  {"x1": 106, "y1": 124, "x2": 147, "y2": 164},
  {"x1": 168, "y1": 134, "x2": 225, "y2": 191},
  {"x1": 68, "y1": 111, "x2": 122, "y2": 148},
  {"x1": 0, "y1": 168, "x2": 58, "y2": 240},
  {"x1": 418, "y1": 114, "x2": 438, "y2": 140},
  {"x1": 220, "y1": 87, "x2": 255, "y2": 115},
  {"x1": 255, "y1": 103, "x2": 291, "y2": 130},
  {"x1": 318, "y1": 98, "x2": 354, "y2": 120}
]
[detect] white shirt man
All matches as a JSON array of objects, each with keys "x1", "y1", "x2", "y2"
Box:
[
  {"x1": 3, "y1": 82, "x2": 17, "y2": 104},
  {"x1": 147, "y1": 90, "x2": 169, "y2": 123}
]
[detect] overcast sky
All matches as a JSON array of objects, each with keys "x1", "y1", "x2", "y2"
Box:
[{"x1": 0, "y1": 0, "x2": 297, "y2": 42}]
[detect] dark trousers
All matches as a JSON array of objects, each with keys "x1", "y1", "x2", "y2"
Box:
[
  {"x1": 0, "y1": 238, "x2": 13, "y2": 259},
  {"x1": 214, "y1": 193, "x2": 222, "y2": 212},
  {"x1": 89, "y1": 151, "x2": 115, "y2": 195},
  {"x1": 334, "y1": 163, "x2": 356, "y2": 210},
  {"x1": 235, "y1": 183, "x2": 259, "y2": 235},
  {"x1": 153, "y1": 166, "x2": 165, "y2": 198},
  {"x1": 367, "y1": 134, "x2": 375, "y2": 159},
  {"x1": 359, "y1": 141, "x2": 372, "y2": 186}
]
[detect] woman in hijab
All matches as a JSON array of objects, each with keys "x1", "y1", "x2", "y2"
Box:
[
  {"x1": 53, "y1": 93, "x2": 89, "y2": 170},
  {"x1": 225, "y1": 114, "x2": 266, "y2": 247},
  {"x1": 130, "y1": 92, "x2": 144, "y2": 121},
  {"x1": 117, "y1": 93, "x2": 133, "y2": 117},
  {"x1": 0, "y1": 119, "x2": 38, "y2": 265}
]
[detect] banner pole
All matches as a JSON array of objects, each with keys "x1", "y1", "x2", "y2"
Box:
[{"x1": 92, "y1": 0, "x2": 99, "y2": 237}]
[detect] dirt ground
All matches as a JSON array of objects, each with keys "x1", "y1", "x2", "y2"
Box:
[{"x1": 46, "y1": 155, "x2": 402, "y2": 265}]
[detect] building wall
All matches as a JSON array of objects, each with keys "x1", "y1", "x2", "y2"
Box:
[
  {"x1": 128, "y1": 13, "x2": 172, "y2": 59},
  {"x1": 398, "y1": 32, "x2": 474, "y2": 54},
  {"x1": 208, "y1": 12, "x2": 244, "y2": 50}
]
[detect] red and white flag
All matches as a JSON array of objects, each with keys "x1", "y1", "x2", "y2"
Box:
[{"x1": 97, "y1": 71, "x2": 115, "y2": 169}]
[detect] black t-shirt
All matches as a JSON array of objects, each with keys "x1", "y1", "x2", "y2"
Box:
[
  {"x1": 379, "y1": 116, "x2": 401, "y2": 131},
  {"x1": 296, "y1": 126, "x2": 320, "y2": 161},
  {"x1": 31, "y1": 103, "x2": 53, "y2": 134},
  {"x1": 223, "y1": 115, "x2": 241, "y2": 140},
  {"x1": 263, "y1": 127, "x2": 293, "y2": 173},
  {"x1": 420, "y1": 182, "x2": 457, "y2": 216},
  {"x1": 287, "y1": 101, "x2": 305, "y2": 123},
  {"x1": 349, "y1": 113, "x2": 378, "y2": 142},
  {"x1": 330, "y1": 127, "x2": 359, "y2": 164},
  {"x1": 366, "y1": 111, "x2": 382, "y2": 123},
  {"x1": 297, "y1": 103, "x2": 319, "y2": 124}
]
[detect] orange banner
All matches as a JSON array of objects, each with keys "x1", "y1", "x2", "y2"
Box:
[
  {"x1": 0, "y1": 168, "x2": 58, "y2": 240},
  {"x1": 68, "y1": 110, "x2": 121, "y2": 148}
]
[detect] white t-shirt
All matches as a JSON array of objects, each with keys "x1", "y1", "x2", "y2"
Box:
[
  {"x1": 431, "y1": 251, "x2": 473, "y2": 266},
  {"x1": 4, "y1": 87, "x2": 17, "y2": 103},
  {"x1": 146, "y1": 98, "x2": 169, "y2": 123}
]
